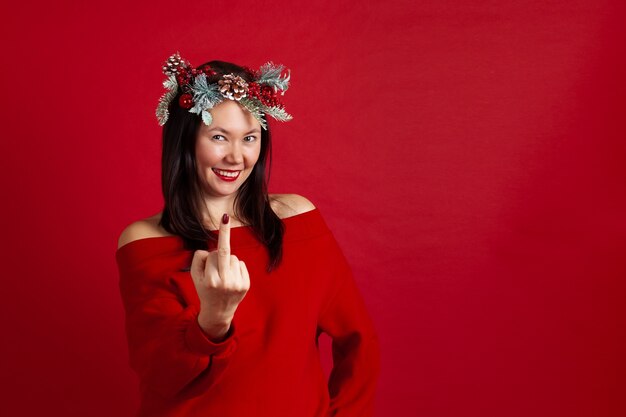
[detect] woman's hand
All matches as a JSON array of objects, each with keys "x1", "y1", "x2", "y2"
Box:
[{"x1": 190, "y1": 213, "x2": 250, "y2": 340}]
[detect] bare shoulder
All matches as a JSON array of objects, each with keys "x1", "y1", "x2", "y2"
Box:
[
  {"x1": 117, "y1": 212, "x2": 175, "y2": 249},
  {"x1": 270, "y1": 193, "x2": 317, "y2": 219}
]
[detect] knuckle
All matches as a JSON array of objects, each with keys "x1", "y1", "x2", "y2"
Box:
[
  {"x1": 208, "y1": 274, "x2": 222, "y2": 287},
  {"x1": 218, "y1": 247, "x2": 230, "y2": 256}
]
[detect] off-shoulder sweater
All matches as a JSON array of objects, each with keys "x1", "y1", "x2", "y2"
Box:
[{"x1": 115, "y1": 207, "x2": 381, "y2": 417}]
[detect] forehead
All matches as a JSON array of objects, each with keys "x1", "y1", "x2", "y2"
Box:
[{"x1": 204, "y1": 100, "x2": 260, "y2": 131}]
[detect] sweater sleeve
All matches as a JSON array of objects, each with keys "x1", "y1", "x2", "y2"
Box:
[
  {"x1": 117, "y1": 259, "x2": 239, "y2": 400},
  {"x1": 317, "y1": 235, "x2": 382, "y2": 417}
]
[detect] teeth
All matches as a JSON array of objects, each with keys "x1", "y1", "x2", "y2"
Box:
[{"x1": 213, "y1": 168, "x2": 240, "y2": 178}]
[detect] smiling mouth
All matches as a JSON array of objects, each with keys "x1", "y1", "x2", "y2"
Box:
[{"x1": 212, "y1": 168, "x2": 241, "y2": 179}]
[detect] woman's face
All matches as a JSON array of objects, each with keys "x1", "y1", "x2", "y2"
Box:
[{"x1": 195, "y1": 99, "x2": 262, "y2": 197}]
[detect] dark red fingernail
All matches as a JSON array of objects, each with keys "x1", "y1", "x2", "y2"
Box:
[{"x1": 222, "y1": 213, "x2": 229, "y2": 224}]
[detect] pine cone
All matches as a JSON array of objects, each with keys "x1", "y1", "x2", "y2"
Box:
[
  {"x1": 218, "y1": 74, "x2": 249, "y2": 100},
  {"x1": 162, "y1": 51, "x2": 190, "y2": 76}
]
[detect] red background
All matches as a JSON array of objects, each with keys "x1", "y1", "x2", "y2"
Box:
[{"x1": 2, "y1": 1, "x2": 625, "y2": 416}]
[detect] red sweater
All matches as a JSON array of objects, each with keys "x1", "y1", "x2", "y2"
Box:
[{"x1": 115, "y1": 208, "x2": 381, "y2": 417}]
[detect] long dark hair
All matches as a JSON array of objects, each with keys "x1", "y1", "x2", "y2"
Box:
[{"x1": 158, "y1": 60, "x2": 284, "y2": 273}]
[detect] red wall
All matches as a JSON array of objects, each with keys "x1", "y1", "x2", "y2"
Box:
[{"x1": 2, "y1": 1, "x2": 625, "y2": 416}]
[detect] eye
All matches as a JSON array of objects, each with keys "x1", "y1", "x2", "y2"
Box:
[{"x1": 211, "y1": 134, "x2": 257, "y2": 142}]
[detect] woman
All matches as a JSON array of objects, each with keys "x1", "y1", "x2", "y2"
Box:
[{"x1": 115, "y1": 52, "x2": 381, "y2": 417}]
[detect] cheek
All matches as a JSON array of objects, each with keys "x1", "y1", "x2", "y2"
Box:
[
  {"x1": 246, "y1": 145, "x2": 262, "y2": 163},
  {"x1": 195, "y1": 144, "x2": 221, "y2": 165},
  {"x1": 197, "y1": 154, "x2": 215, "y2": 165}
]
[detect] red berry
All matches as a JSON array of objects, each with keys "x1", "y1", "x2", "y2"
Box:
[{"x1": 179, "y1": 93, "x2": 194, "y2": 109}]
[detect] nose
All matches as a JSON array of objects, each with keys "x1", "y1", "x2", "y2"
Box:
[{"x1": 225, "y1": 141, "x2": 244, "y2": 165}]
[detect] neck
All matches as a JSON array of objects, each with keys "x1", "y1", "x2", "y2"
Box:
[{"x1": 199, "y1": 194, "x2": 240, "y2": 229}]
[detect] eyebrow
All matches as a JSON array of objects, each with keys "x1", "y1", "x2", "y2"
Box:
[{"x1": 207, "y1": 127, "x2": 261, "y2": 135}]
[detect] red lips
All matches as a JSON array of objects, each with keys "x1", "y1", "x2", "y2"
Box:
[{"x1": 212, "y1": 168, "x2": 240, "y2": 182}]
